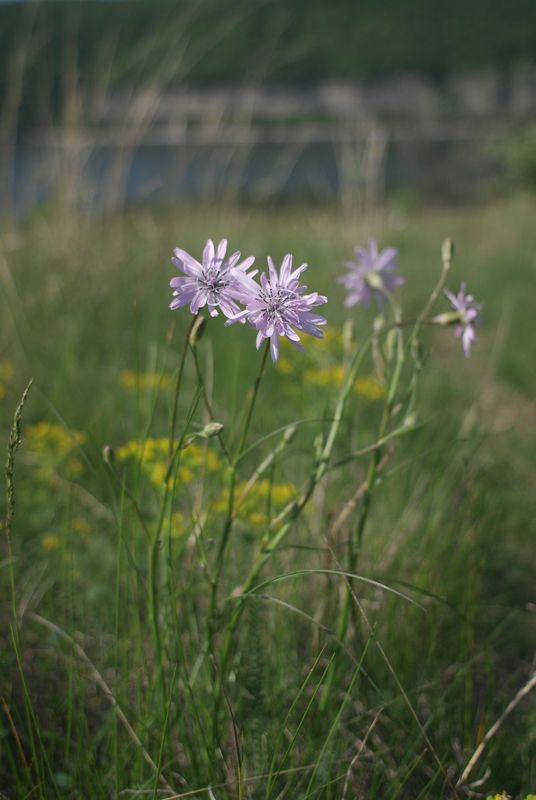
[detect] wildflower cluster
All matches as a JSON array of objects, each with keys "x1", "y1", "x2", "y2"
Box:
[
  {"x1": 337, "y1": 238, "x2": 482, "y2": 356},
  {"x1": 213, "y1": 478, "x2": 296, "y2": 528},
  {"x1": 117, "y1": 437, "x2": 220, "y2": 489},
  {"x1": 25, "y1": 421, "x2": 86, "y2": 479},
  {"x1": 170, "y1": 239, "x2": 327, "y2": 362},
  {"x1": 170, "y1": 236, "x2": 481, "y2": 358},
  {"x1": 120, "y1": 370, "x2": 174, "y2": 391}
]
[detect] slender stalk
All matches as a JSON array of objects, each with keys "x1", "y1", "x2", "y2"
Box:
[
  {"x1": 4, "y1": 380, "x2": 33, "y2": 628},
  {"x1": 169, "y1": 315, "x2": 197, "y2": 458},
  {"x1": 189, "y1": 340, "x2": 231, "y2": 464},
  {"x1": 208, "y1": 342, "x2": 270, "y2": 744},
  {"x1": 209, "y1": 342, "x2": 270, "y2": 629},
  {"x1": 236, "y1": 340, "x2": 270, "y2": 459},
  {"x1": 150, "y1": 316, "x2": 198, "y2": 707},
  {"x1": 321, "y1": 244, "x2": 451, "y2": 709},
  {"x1": 320, "y1": 312, "x2": 404, "y2": 711},
  {"x1": 212, "y1": 339, "x2": 371, "y2": 737}
]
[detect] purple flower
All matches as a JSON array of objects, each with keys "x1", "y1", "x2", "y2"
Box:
[
  {"x1": 227, "y1": 254, "x2": 327, "y2": 362},
  {"x1": 170, "y1": 238, "x2": 257, "y2": 319},
  {"x1": 444, "y1": 282, "x2": 481, "y2": 357},
  {"x1": 339, "y1": 239, "x2": 404, "y2": 308}
]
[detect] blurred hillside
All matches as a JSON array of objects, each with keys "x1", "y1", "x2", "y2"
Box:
[{"x1": 1, "y1": 0, "x2": 536, "y2": 128}]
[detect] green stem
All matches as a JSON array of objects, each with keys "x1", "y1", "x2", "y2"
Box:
[
  {"x1": 321, "y1": 318, "x2": 405, "y2": 711},
  {"x1": 189, "y1": 341, "x2": 231, "y2": 464},
  {"x1": 169, "y1": 315, "x2": 197, "y2": 458},
  {"x1": 150, "y1": 317, "x2": 195, "y2": 706},
  {"x1": 236, "y1": 340, "x2": 270, "y2": 458},
  {"x1": 208, "y1": 341, "x2": 270, "y2": 743},
  {"x1": 149, "y1": 493, "x2": 170, "y2": 706},
  {"x1": 212, "y1": 339, "x2": 370, "y2": 738}
]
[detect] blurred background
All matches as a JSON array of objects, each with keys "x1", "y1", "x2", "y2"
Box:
[
  {"x1": 1, "y1": 3, "x2": 536, "y2": 796},
  {"x1": 1, "y1": 0, "x2": 536, "y2": 216}
]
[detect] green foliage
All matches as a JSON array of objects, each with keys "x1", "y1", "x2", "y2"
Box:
[
  {"x1": 1, "y1": 0, "x2": 536, "y2": 126},
  {"x1": 0, "y1": 196, "x2": 535, "y2": 796}
]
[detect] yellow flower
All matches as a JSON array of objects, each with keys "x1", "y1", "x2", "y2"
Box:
[
  {"x1": 354, "y1": 376, "x2": 385, "y2": 400},
  {"x1": 72, "y1": 517, "x2": 91, "y2": 537},
  {"x1": 248, "y1": 511, "x2": 266, "y2": 526},
  {"x1": 0, "y1": 361, "x2": 14, "y2": 382},
  {"x1": 120, "y1": 370, "x2": 173, "y2": 391},
  {"x1": 42, "y1": 534, "x2": 61, "y2": 552},
  {"x1": 304, "y1": 365, "x2": 345, "y2": 388},
  {"x1": 168, "y1": 512, "x2": 187, "y2": 538},
  {"x1": 303, "y1": 369, "x2": 384, "y2": 401},
  {"x1": 117, "y1": 436, "x2": 221, "y2": 492},
  {"x1": 270, "y1": 482, "x2": 296, "y2": 504},
  {"x1": 218, "y1": 479, "x2": 296, "y2": 524},
  {"x1": 26, "y1": 422, "x2": 86, "y2": 454},
  {"x1": 25, "y1": 422, "x2": 86, "y2": 479},
  {"x1": 276, "y1": 357, "x2": 294, "y2": 375}
]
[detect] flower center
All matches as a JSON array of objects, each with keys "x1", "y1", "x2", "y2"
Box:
[
  {"x1": 261, "y1": 285, "x2": 295, "y2": 321},
  {"x1": 200, "y1": 261, "x2": 229, "y2": 302}
]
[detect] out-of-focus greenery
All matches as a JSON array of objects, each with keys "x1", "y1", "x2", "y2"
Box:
[
  {"x1": 492, "y1": 125, "x2": 536, "y2": 193},
  {"x1": 1, "y1": 0, "x2": 535, "y2": 126},
  {"x1": 1, "y1": 194, "x2": 535, "y2": 796}
]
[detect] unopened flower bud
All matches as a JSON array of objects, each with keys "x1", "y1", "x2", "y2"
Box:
[
  {"x1": 403, "y1": 411, "x2": 420, "y2": 428},
  {"x1": 189, "y1": 315, "x2": 206, "y2": 347},
  {"x1": 201, "y1": 421, "x2": 224, "y2": 438},
  {"x1": 102, "y1": 445, "x2": 115, "y2": 465},
  {"x1": 441, "y1": 238, "x2": 454, "y2": 267},
  {"x1": 432, "y1": 311, "x2": 462, "y2": 327}
]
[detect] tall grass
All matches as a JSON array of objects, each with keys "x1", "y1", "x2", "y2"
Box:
[{"x1": 0, "y1": 195, "x2": 535, "y2": 798}]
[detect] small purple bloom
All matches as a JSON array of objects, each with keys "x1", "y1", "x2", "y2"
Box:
[
  {"x1": 227, "y1": 254, "x2": 327, "y2": 362},
  {"x1": 444, "y1": 282, "x2": 481, "y2": 357},
  {"x1": 170, "y1": 238, "x2": 257, "y2": 319},
  {"x1": 339, "y1": 239, "x2": 404, "y2": 308}
]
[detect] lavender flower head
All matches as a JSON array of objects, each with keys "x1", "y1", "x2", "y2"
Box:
[
  {"x1": 227, "y1": 254, "x2": 327, "y2": 362},
  {"x1": 444, "y1": 282, "x2": 481, "y2": 357},
  {"x1": 170, "y1": 238, "x2": 257, "y2": 319},
  {"x1": 339, "y1": 239, "x2": 404, "y2": 308}
]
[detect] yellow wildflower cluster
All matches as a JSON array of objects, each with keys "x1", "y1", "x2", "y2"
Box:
[
  {"x1": 117, "y1": 437, "x2": 221, "y2": 489},
  {"x1": 354, "y1": 375, "x2": 385, "y2": 400},
  {"x1": 25, "y1": 422, "x2": 86, "y2": 479},
  {"x1": 0, "y1": 360, "x2": 14, "y2": 400},
  {"x1": 213, "y1": 479, "x2": 296, "y2": 527},
  {"x1": 40, "y1": 516, "x2": 95, "y2": 554},
  {"x1": 42, "y1": 533, "x2": 61, "y2": 552},
  {"x1": 277, "y1": 328, "x2": 343, "y2": 375},
  {"x1": 120, "y1": 370, "x2": 174, "y2": 391},
  {"x1": 304, "y1": 364, "x2": 345, "y2": 388},
  {"x1": 306, "y1": 326, "x2": 342, "y2": 356},
  {"x1": 303, "y1": 367, "x2": 385, "y2": 401},
  {"x1": 0, "y1": 361, "x2": 14, "y2": 381},
  {"x1": 276, "y1": 329, "x2": 383, "y2": 401}
]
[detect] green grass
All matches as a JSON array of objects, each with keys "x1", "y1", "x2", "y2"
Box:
[{"x1": 1, "y1": 194, "x2": 535, "y2": 798}]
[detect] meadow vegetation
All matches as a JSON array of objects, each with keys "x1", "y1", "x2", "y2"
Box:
[{"x1": 1, "y1": 194, "x2": 535, "y2": 798}]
